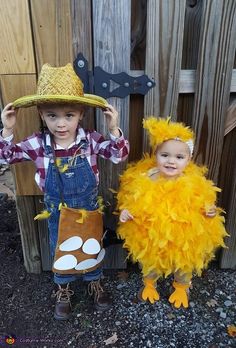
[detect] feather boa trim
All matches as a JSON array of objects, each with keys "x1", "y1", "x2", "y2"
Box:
[{"x1": 117, "y1": 156, "x2": 228, "y2": 278}]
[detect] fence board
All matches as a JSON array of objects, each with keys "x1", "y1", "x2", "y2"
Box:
[
  {"x1": 92, "y1": 0, "x2": 130, "y2": 267},
  {"x1": 192, "y1": 0, "x2": 236, "y2": 183},
  {"x1": 71, "y1": 0, "x2": 95, "y2": 130},
  {"x1": 16, "y1": 196, "x2": 42, "y2": 273},
  {"x1": 219, "y1": 104, "x2": 236, "y2": 269},
  {"x1": 92, "y1": 0, "x2": 130, "y2": 207},
  {"x1": 0, "y1": 74, "x2": 41, "y2": 195},
  {"x1": 0, "y1": 0, "x2": 35, "y2": 74},
  {"x1": 143, "y1": 0, "x2": 186, "y2": 151},
  {"x1": 34, "y1": 197, "x2": 52, "y2": 271},
  {"x1": 30, "y1": 0, "x2": 73, "y2": 69}
]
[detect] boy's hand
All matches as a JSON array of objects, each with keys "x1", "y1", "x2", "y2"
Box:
[
  {"x1": 103, "y1": 104, "x2": 120, "y2": 137},
  {"x1": 1, "y1": 103, "x2": 17, "y2": 137},
  {"x1": 120, "y1": 209, "x2": 134, "y2": 223}
]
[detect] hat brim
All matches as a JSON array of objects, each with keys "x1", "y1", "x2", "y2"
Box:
[{"x1": 12, "y1": 94, "x2": 108, "y2": 109}]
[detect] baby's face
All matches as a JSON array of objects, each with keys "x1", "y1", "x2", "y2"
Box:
[{"x1": 156, "y1": 139, "x2": 190, "y2": 179}]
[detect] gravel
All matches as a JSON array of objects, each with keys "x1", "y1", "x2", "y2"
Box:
[{"x1": 1, "y1": 197, "x2": 236, "y2": 348}]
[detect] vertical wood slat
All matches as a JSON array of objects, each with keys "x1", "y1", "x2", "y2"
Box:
[
  {"x1": 178, "y1": 0, "x2": 203, "y2": 126},
  {"x1": 192, "y1": 0, "x2": 236, "y2": 183},
  {"x1": 92, "y1": 0, "x2": 131, "y2": 267},
  {"x1": 30, "y1": 0, "x2": 73, "y2": 70},
  {"x1": 0, "y1": 74, "x2": 41, "y2": 195},
  {"x1": 92, "y1": 0, "x2": 130, "y2": 209},
  {"x1": 71, "y1": 0, "x2": 95, "y2": 130},
  {"x1": 16, "y1": 196, "x2": 42, "y2": 273},
  {"x1": 0, "y1": 0, "x2": 35, "y2": 74},
  {"x1": 219, "y1": 106, "x2": 236, "y2": 269},
  {"x1": 34, "y1": 197, "x2": 52, "y2": 271},
  {"x1": 143, "y1": 0, "x2": 186, "y2": 151}
]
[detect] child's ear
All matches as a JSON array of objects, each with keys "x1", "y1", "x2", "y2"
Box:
[{"x1": 37, "y1": 107, "x2": 44, "y2": 120}]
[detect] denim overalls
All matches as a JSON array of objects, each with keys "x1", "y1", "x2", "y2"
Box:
[{"x1": 44, "y1": 140, "x2": 102, "y2": 284}]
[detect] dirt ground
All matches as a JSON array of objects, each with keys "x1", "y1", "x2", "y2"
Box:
[{"x1": 1, "y1": 168, "x2": 236, "y2": 348}]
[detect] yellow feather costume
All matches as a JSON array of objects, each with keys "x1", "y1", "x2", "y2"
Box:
[{"x1": 117, "y1": 118, "x2": 228, "y2": 280}]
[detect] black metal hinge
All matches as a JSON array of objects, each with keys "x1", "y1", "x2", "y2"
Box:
[{"x1": 74, "y1": 53, "x2": 155, "y2": 98}]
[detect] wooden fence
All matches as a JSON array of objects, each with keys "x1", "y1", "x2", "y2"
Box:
[{"x1": 0, "y1": 0, "x2": 236, "y2": 273}]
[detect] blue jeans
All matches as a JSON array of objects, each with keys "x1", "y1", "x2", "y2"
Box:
[{"x1": 44, "y1": 144, "x2": 102, "y2": 285}]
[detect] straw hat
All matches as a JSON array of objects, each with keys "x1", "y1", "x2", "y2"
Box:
[{"x1": 13, "y1": 63, "x2": 108, "y2": 109}]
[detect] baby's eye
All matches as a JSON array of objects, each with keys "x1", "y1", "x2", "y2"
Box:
[
  {"x1": 177, "y1": 155, "x2": 184, "y2": 159},
  {"x1": 161, "y1": 153, "x2": 168, "y2": 157}
]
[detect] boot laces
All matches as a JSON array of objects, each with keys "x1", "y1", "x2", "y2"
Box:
[
  {"x1": 54, "y1": 284, "x2": 74, "y2": 303},
  {"x1": 88, "y1": 280, "x2": 104, "y2": 302}
]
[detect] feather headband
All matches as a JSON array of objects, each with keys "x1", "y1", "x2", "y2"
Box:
[{"x1": 143, "y1": 117, "x2": 195, "y2": 156}]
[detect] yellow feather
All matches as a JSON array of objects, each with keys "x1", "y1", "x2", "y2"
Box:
[
  {"x1": 34, "y1": 210, "x2": 51, "y2": 220},
  {"x1": 117, "y1": 155, "x2": 228, "y2": 279}
]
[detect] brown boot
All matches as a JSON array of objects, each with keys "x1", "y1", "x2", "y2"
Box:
[
  {"x1": 53, "y1": 283, "x2": 74, "y2": 320},
  {"x1": 88, "y1": 279, "x2": 112, "y2": 311}
]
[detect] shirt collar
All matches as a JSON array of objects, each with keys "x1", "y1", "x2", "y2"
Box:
[{"x1": 44, "y1": 127, "x2": 86, "y2": 150}]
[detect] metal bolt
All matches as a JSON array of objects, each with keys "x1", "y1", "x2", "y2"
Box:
[
  {"x1": 102, "y1": 82, "x2": 108, "y2": 88},
  {"x1": 77, "y1": 60, "x2": 85, "y2": 68},
  {"x1": 124, "y1": 82, "x2": 129, "y2": 87},
  {"x1": 147, "y1": 81, "x2": 153, "y2": 87}
]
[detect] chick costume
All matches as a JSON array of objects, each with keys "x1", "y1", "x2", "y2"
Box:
[{"x1": 117, "y1": 117, "x2": 228, "y2": 308}]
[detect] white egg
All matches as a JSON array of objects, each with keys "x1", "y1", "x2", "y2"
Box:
[
  {"x1": 59, "y1": 236, "x2": 83, "y2": 251},
  {"x1": 82, "y1": 238, "x2": 101, "y2": 255},
  {"x1": 53, "y1": 254, "x2": 77, "y2": 270},
  {"x1": 75, "y1": 258, "x2": 97, "y2": 271},
  {"x1": 97, "y1": 248, "x2": 105, "y2": 263}
]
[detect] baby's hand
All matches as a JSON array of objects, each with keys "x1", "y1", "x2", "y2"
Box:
[
  {"x1": 119, "y1": 209, "x2": 134, "y2": 223},
  {"x1": 1, "y1": 103, "x2": 17, "y2": 137},
  {"x1": 205, "y1": 205, "x2": 216, "y2": 217}
]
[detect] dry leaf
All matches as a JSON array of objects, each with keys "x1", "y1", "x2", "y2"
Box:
[
  {"x1": 117, "y1": 271, "x2": 129, "y2": 281},
  {"x1": 104, "y1": 333, "x2": 118, "y2": 345},
  {"x1": 227, "y1": 325, "x2": 236, "y2": 337},
  {"x1": 206, "y1": 299, "x2": 218, "y2": 307}
]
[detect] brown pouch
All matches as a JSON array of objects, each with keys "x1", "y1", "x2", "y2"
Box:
[{"x1": 52, "y1": 206, "x2": 105, "y2": 274}]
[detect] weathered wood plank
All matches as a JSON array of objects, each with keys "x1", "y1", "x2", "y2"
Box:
[
  {"x1": 30, "y1": 0, "x2": 73, "y2": 69},
  {"x1": 103, "y1": 244, "x2": 127, "y2": 269},
  {"x1": 92, "y1": 0, "x2": 131, "y2": 268},
  {"x1": 0, "y1": 0, "x2": 35, "y2": 74},
  {"x1": 92, "y1": 0, "x2": 130, "y2": 205},
  {"x1": 34, "y1": 197, "x2": 52, "y2": 271},
  {"x1": 192, "y1": 0, "x2": 236, "y2": 183},
  {"x1": 219, "y1": 125, "x2": 236, "y2": 269},
  {"x1": 16, "y1": 196, "x2": 42, "y2": 273},
  {"x1": 71, "y1": 0, "x2": 95, "y2": 130},
  {"x1": 219, "y1": 101, "x2": 236, "y2": 269},
  {"x1": 143, "y1": 0, "x2": 186, "y2": 151},
  {"x1": 131, "y1": 69, "x2": 236, "y2": 93},
  {"x1": 0, "y1": 74, "x2": 42, "y2": 195}
]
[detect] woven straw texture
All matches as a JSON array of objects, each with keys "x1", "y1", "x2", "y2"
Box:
[{"x1": 13, "y1": 63, "x2": 108, "y2": 109}]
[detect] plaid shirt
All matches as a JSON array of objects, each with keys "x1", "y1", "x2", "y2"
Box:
[{"x1": 0, "y1": 127, "x2": 129, "y2": 192}]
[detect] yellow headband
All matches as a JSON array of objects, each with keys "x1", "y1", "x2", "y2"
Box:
[{"x1": 143, "y1": 117, "x2": 195, "y2": 155}]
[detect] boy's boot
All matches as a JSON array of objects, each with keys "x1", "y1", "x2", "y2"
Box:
[
  {"x1": 88, "y1": 279, "x2": 112, "y2": 311},
  {"x1": 54, "y1": 283, "x2": 74, "y2": 320},
  {"x1": 168, "y1": 281, "x2": 190, "y2": 308},
  {"x1": 139, "y1": 277, "x2": 160, "y2": 304}
]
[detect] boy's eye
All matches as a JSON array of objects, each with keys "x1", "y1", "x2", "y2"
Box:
[
  {"x1": 66, "y1": 113, "x2": 74, "y2": 118},
  {"x1": 47, "y1": 114, "x2": 56, "y2": 119}
]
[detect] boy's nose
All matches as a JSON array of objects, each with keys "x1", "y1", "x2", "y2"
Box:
[{"x1": 57, "y1": 119, "x2": 66, "y2": 127}]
